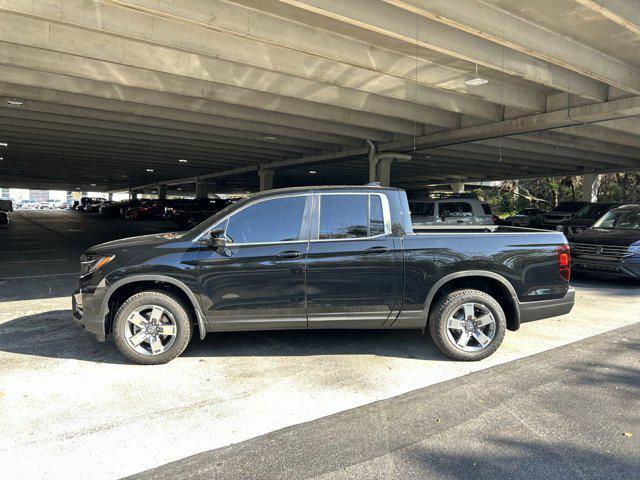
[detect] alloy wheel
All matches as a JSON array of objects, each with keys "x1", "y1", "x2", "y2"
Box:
[
  {"x1": 124, "y1": 305, "x2": 178, "y2": 356},
  {"x1": 446, "y1": 302, "x2": 497, "y2": 352}
]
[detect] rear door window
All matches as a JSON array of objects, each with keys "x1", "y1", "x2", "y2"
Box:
[{"x1": 319, "y1": 194, "x2": 369, "y2": 239}]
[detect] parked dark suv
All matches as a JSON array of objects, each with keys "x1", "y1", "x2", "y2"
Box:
[
  {"x1": 558, "y1": 202, "x2": 622, "y2": 241},
  {"x1": 540, "y1": 201, "x2": 590, "y2": 229},
  {"x1": 571, "y1": 204, "x2": 640, "y2": 279}
]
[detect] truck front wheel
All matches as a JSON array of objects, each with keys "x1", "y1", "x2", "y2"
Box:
[
  {"x1": 113, "y1": 290, "x2": 194, "y2": 365},
  {"x1": 428, "y1": 289, "x2": 506, "y2": 361}
]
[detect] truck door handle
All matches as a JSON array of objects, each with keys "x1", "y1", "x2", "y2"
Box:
[
  {"x1": 365, "y1": 246, "x2": 390, "y2": 254},
  {"x1": 277, "y1": 250, "x2": 303, "y2": 259}
]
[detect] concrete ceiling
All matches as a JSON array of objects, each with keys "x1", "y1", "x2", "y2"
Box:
[{"x1": 0, "y1": 0, "x2": 638, "y2": 192}]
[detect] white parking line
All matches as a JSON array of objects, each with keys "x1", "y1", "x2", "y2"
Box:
[
  {"x1": 0, "y1": 258, "x2": 69, "y2": 264},
  {"x1": 0, "y1": 272, "x2": 78, "y2": 280},
  {"x1": 0, "y1": 249, "x2": 57, "y2": 254}
]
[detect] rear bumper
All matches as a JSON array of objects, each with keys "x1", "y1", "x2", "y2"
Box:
[
  {"x1": 72, "y1": 287, "x2": 107, "y2": 341},
  {"x1": 518, "y1": 287, "x2": 575, "y2": 324}
]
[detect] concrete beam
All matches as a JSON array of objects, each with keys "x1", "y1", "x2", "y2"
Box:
[
  {"x1": 0, "y1": 119, "x2": 297, "y2": 159},
  {"x1": 0, "y1": 55, "x2": 397, "y2": 140},
  {"x1": 0, "y1": 107, "x2": 320, "y2": 155},
  {"x1": 518, "y1": 130, "x2": 640, "y2": 162},
  {"x1": 0, "y1": 96, "x2": 340, "y2": 151},
  {"x1": 389, "y1": 0, "x2": 640, "y2": 94},
  {"x1": 574, "y1": 0, "x2": 640, "y2": 36},
  {"x1": 380, "y1": 94, "x2": 640, "y2": 153},
  {"x1": 9, "y1": 0, "x2": 546, "y2": 113},
  {"x1": 0, "y1": 9, "x2": 502, "y2": 121},
  {"x1": 556, "y1": 124, "x2": 640, "y2": 149},
  {"x1": 596, "y1": 117, "x2": 640, "y2": 137},
  {"x1": 275, "y1": 0, "x2": 607, "y2": 101},
  {"x1": 0, "y1": 79, "x2": 363, "y2": 147},
  {"x1": 471, "y1": 138, "x2": 639, "y2": 168}
]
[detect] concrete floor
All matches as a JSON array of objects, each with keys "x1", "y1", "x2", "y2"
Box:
[{"x1": 0, "y1": 210, "x2": 639, "y2": 479}]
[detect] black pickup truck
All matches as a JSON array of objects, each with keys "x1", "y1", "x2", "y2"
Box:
[{"x1": 73, "y1": 186, "x2": 574, "y2": 364}]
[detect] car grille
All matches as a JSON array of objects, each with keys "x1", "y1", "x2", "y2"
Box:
[{"x1": 571, "y1": 243, "x2": 632, "y2": 261}]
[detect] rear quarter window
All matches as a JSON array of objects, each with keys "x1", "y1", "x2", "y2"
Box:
[{"x1": 481, "y1": 204, "x2": 493, "y2": 215}]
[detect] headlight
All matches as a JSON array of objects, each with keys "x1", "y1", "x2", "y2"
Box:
[
  {"x1": 80, "y1": 255, "x2": 115, "y2": 275},
  {"x1": 628, "y1": 245, "x2": 640, "y2": 254},
  {"x1": 556, "y1": 226, "x2": 564, "y2": 232}
]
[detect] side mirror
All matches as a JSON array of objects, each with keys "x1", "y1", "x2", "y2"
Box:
[{"x1": 207, "y1": 228, "x2": 227, "y2": 248}]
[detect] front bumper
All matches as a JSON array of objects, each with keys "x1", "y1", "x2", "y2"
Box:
[
  {"x1": 72, "y1": 287, "x2": 108, "y2": 341},
  {"x1": 572, "y1": 257, "x2": 640, "y2": 279},
  {"x1": 518, "y1": 287, "x2": 575, "y2": 324}
]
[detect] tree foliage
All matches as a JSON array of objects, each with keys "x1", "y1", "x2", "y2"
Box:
[{"x1": 485, "y1": 173, "x2": 640, "y2": 217}]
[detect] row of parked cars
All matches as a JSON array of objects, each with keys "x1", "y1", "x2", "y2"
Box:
[
  {"x1": 77, "y1": 196, "x2": 239, "y2": 229},
  {"x1": 407, "y1": 195, "x2": 640, "y2": 281}
]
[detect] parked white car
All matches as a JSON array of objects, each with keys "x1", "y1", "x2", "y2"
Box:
[{"x1": 410, "y1": 196, "x2": 496, "y2": 226}]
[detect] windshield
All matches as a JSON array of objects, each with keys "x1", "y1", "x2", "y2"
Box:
[
  {"x1": 593, "y1": 210, "x2": 640, "y2": 230},
  {"x1": 575, "y1": 204, "x2": 615, "y2": 219}
]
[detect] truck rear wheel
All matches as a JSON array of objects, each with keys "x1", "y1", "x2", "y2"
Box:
[
  {"x1": 428, "y1": 289, "x2": 506, "y2": 361},
  {"x1": 113, "y1": 290, "x2": 193, "y2": 365}
]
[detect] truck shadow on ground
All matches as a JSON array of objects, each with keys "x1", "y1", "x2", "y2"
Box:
[{"x1": 0, "y1": 309, "x2": 448, "y2": 364}]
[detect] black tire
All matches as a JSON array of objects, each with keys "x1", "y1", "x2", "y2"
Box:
[
  {"x1": 428, "y1": 289, "x2": 506, "y2": 361},
  {"x1": 113, "y1": 290, "x2": 194, "y2": 365}
]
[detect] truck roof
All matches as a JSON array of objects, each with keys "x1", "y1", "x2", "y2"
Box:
[{"x1": 252, "y1": 185, "x2": 401, "y2": 199}]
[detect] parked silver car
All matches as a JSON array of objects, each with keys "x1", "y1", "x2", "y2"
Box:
[{"x1": 507, "y1": 208, "x2": 546, "y2": 227}]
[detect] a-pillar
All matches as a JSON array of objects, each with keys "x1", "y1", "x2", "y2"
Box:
[
  {"x1": 259, "y1": 168, "x2": 274, "y2": 191},
  {"x1": 157, "y1": 184, "x2": 167, "y2": 200},
  {"x1": 582, "y1": 174, "x2": 601, "y2": 202},
  {"x1": 451, "y1": 181, "x2": 465, "y2": 194},
  {"x1": 195, "y1": 182, "x2": 209, "y2": 199}
]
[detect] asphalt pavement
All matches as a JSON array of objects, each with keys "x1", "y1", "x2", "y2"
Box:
[{"x1": 130, "y1": 323, "x2": 640, "y2": 480}]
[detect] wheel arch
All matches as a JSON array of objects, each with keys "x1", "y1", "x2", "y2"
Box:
[
  {"x1": 425, "y1": 271, "x2": 521, "y2": 331},
  {"x1": 102, "y1": 275, "x2": 207, "y2": 340}
]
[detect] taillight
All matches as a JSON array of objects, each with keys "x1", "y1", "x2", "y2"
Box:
[
  {"x1": 557, "y1": 244, "x2": 571, "y2": 281},
  {"x1": 492, "y1": 215, "x2": 499, "y2": 225}
]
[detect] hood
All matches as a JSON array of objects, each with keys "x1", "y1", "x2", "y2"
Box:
[
  {"x1": 572, "y1": 228, "x2": 640, "y2": 246},
  {"x1": 85, "y1": 232, "x2": 185, "y2": 256},
  {"x1": 560, "y1": 218, "x2": 596, "y2": 228}
]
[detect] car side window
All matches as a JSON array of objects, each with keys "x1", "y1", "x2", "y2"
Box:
[
  {"x1": 225, "y1": 196, "x2": 307, "y2": 244},
  {"x1": 459, "y1": 202, "x2": 473, "y2": 216},
  {"x1": 439, "y1": 202, "x2": 459, "y2": 218},
  {"x1": 319, "y1": 194, "x2": 370, "y2": 239}
]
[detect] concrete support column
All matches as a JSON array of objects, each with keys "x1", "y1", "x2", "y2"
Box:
[
  {"x1": 376, "y1": 159, "x2": 394, "y2": 187},
  {"x1": 195, "y1": 182, "x2": 209, "y2": 199},
  {"x1": 259, "y1": 168, "x2": 275, "y2": 191},
  {"x1": 157, "y1": 184, "x2": 167, "y2": 200},
  {"x1": 582, "y1": 174, "x2": 601, "y2": 202},
  {"x1": 368, "y1": 148, "x2": 412, "y2": 187},
  {"x1": 108, "y1": 193, "x2": 113, "y2": 201},
  {"x1": 451, "y1": 181, "x2": 465, "y2": 193},
  {"x1": 130, "y1": 191, "x2": 138, "y2": 200}
]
